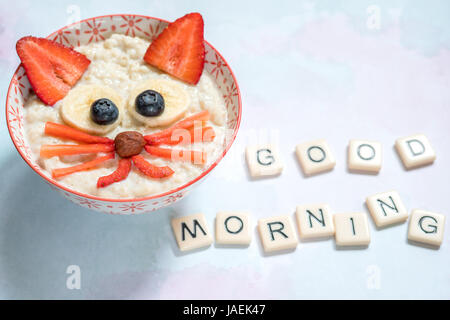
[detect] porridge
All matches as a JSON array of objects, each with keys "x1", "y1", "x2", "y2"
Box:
[{"x1": 20, "y1": 18, "x2": 228, "y2": 199}]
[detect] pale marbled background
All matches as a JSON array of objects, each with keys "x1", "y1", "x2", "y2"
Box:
[{"x1": 0, "y1": 0, "x2": 449, "y2": 299}]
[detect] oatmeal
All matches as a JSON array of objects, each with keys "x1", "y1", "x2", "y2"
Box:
[{"x1": 23, "y1": 34, "x2": 228, "y2": 199}]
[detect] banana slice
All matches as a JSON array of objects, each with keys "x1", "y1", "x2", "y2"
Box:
[
  {"x1": 128, "y1": 78, "x2": 190, "y2": 127},
  {"x1": 60, "y1": 85, "x2": 124, "y2": 135}
]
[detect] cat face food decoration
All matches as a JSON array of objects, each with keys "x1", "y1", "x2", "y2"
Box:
[{"x1": 15, "y1": 13, "x2": 229, "y2": 199}]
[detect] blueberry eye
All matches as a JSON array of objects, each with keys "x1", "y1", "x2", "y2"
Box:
[
  {"x1": 90, "y1": 98, "x2": 119, "y2": 125},
  {"x1": 135, "y1": 90, "x2": 165, "y2": 117}
]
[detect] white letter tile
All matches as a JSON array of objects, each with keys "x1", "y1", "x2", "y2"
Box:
[
  {"x1": 366, "y1": 190, "x2": 408, "y2": 227},
  {"x1": 296, "y1": 139, "x2": 336, "y2": 176},
  {"x1": 295, "y1": 204, "x2": 335, "y2": 240},
  {"x1": 334, "y1": 213, "x2": 371, "y2": 247},
  {"x1": 408, "y1": 209, "x2": 445, "y2": 247},
  {"x1": 215, "y1": 211, "x2": 251, "y2": 246},
  {"x1": 246, "y1": 144, "x2": 283, "y2": 178},
  {"x1": 348, "y1": 139, "x2": 382, "y2": 174},
  {"x1": 171, "y1": 213, "x2": 213, "y2": 252},
  {"x1": 395, "y1": 134, "x2": 436, "y2": 169},
  {"x1": 258, "y1": 215, "x2": 298, "y2": 253}
]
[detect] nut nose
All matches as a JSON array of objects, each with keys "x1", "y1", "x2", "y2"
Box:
[{"x1": 114, "y1": 131, "x2": 146, "y2": 158}]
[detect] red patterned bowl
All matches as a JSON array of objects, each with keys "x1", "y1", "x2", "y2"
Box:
[{"x1": 6, "y1": 14, "x2": 241, "y2": 214}]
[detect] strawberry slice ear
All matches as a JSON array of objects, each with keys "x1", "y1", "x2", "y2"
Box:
[
  {"x1": 143, "y1": 13, "x2": 205, "y2": 85},
  {"x1": 16, "y1": 36, "x2": 90, "y2": 106}
]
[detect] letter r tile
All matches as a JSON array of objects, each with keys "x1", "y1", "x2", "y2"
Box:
[
  {"x1": 296, "y1": 139, "x2": 336, "y2": 176},
  {"x1": 171, "y1": 213, "x2": 213, "y2": 252},
  {"x1": 258, "y1": 215, "x2": 298, "y2": 253},
  {"x1": 246, "y1": 144, "x2": 283, "y2": 178},
  {"x1": 395, "y1": 134, "x2": 436, "y2": 169},
  {"x1": 408, "y1": 209, "x2": 445, "y2": 247}
]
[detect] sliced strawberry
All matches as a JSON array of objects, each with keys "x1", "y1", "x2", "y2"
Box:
[
  {"x1": 132, "y1": 155, "x2": 174, "y2": 179},
  {"x1": 143, "y1": 13, "x2": 205, "y2": 85},
  {"x1": 97, "y1": 158, "x2": 132, "y2": 188},
  {"x1": 16, "y1": 36, "x2": 90, "y2": 106}
]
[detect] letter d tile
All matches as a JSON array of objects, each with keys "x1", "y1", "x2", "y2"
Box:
[{"x1": 395, "y1": 134, "x2": 436, "y2": 169}]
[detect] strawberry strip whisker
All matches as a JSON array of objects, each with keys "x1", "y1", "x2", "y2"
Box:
[
  {"x1": 97, "y1": 158, "x2": 132, "y2": 188},
  {"x1": 132, "y1": 155, "x2": 174, "y2": 178}
]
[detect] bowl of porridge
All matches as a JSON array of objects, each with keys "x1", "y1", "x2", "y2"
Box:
[{"x1": 6, "y1": 14, "x2": 241, "y2": 214}]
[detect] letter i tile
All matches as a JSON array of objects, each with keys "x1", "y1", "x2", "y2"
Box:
[{"x1": 334, "y1": 213, "x2": 370, "y2": 247}]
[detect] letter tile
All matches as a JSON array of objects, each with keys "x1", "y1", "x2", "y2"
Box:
[
  {"x1": 408, "y1": 209, "x2": 445, "y2": 247},
  {"x1": 348, "y1": 139, "x2": 382, "y2": 173},
  {"x1": 258, "y1": 215, "x2": 298, "y2": 253},
  {"x1": 171, "y1": 213, "x2": 213, "y2": 252},
  {"x1": 334, "y1": 213, "x2": 370, "y2": 246},
  {"x1": 366, "y1": 190, "x2": 408, "y2": 227},
  {"x1": 245, "y1": 144, "x2": 283, "y2": 178},
  {"x1": 295, "y1": 204, "x2": 335, "y2": 239},
  {"x1": 215, "y1": 211, "x2": 251, "y2": 245},
  {"x1": 296, "y1": 139, "x2": 336, "y2": 176},
  {"x1": 395, "y1": 134, "x2": 436, "y2": 169}
]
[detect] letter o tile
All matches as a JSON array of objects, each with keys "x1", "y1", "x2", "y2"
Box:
[
  {"x1": 215, "y1": 212, "x2": 252, "y2": 246},
  {"x1": 295, "y1": 139, "x2": 336, "y2": 176},
  {"x1": 348, "y1": 139, "x2": 382, "y2": 174}
]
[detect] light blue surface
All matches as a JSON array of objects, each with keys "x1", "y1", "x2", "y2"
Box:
[{"x1": 0, "y1": 0, "x2": 449, "y2": 299}]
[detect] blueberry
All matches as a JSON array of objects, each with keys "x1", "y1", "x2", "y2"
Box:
[
  {"x1": 135, "y1": 90, "x2": 165, "y2": 117},
  {"x1": 90, "y1": 98, "x2": 119, "y2": 125}
]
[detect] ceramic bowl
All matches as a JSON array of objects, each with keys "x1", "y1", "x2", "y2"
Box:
[{"x1": 6, "y1": 14, "x2": 241, "y2": 214}]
